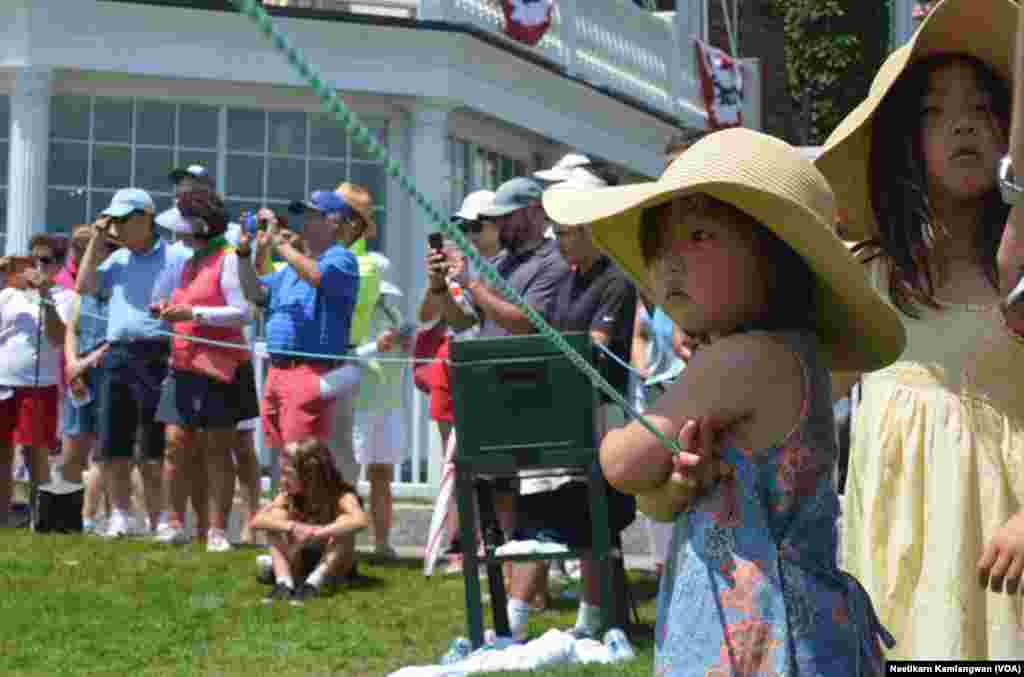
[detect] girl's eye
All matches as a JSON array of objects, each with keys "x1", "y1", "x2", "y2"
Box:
[
  {"x1": 691, "y1": 229, "x2": 712, "y2": 243},
  {"x1": 921, "y1": 106, "x2": 939, "y2": 117}
]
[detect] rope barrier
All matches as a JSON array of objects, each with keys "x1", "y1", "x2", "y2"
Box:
[{"x1": 226, "y1": 0, "x2": 682, "y2": 457}]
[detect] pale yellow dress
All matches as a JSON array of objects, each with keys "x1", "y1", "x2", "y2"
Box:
[{"x1": 842, "y1": 259, "x2": 1024, "y2": 660}]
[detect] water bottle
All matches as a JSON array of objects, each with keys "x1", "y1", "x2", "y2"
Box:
[
  {"x1": 603, "y1": 628, "x2": 635, "y2": 662},
  {"x1": 440, "y1": 637, "x2": 472, "y2": 665}
]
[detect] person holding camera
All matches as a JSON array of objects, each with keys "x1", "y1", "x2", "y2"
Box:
[
  {"x1": 236, "y1": 190, "x2": 360, "y2": 474},
  {"x1": 0, "y1": 252, "x2": 70, "y2": 528}
]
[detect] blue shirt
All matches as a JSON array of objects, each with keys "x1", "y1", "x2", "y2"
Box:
[
  {"x1": 96, "y1": 237, "x2": 191, "y2": 342},
  {"x1": 260, "y1": 244, "x2": 359, "y2": 358},
  {"x1": 645, "y1": 307, "x2": 684, "y2": 387}
]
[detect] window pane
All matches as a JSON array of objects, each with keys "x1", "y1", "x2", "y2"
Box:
[
  {"x1": 308, "y1": 159, "x2": 346, "y2": 194},
  {"x1": 89, "y1": 191, "x2": 115, "y2": 222},
  {"x1": 47, "y1": 187, "x2": 88, "y2": 232},
  {"x1": 92, "y1": 145, "x2": 132, "y2": 190},
  {"x1": 269, "y1": 112, "x2": 306, "y2": 156},
  {"x1": 94, "y1": 98, "x2": 133, "y2": 144},
  {"x1": 179, "y1": 104, "x2": 218, "y2": 149},
  {"x1": 0, "y1": 189, "x2": 7, "y2": 236},
  {"x1": 0, "y1": 141, "x2": 7, "y2": 186},
  {"x1": 136, "y1": 100, "x2": 175, "y2": 147},
  {"x1": 0, "y1": 96, "x2": 9, "y2": 140},
  {"x1": 228, "y1": 109, "x2": 265, "y2": 153},
  {"x1": 51, "y1": 95, "x2": 91, "y2": 141},
  {"x1": 349, "y1": 163, "x2": 385, "y2": 210},
  {"x1": 176, "y1": 150, "x2": 217, "y2": 178},
  {"x1": 309, "y1": 113, "x2": 347, "y2": 158},
  {"x1": 226, "y1": 154, "x2": 264, "y2": 199},
  {"x1": 135, "y1": 147, "x2": 176, "y2": 195},
  {"x1": 49, "y1": 141, "x2": 89, "y2": 186},
  {"x1": 350, "y1": 122, "x2": 387, "y2": 161},
  {"x1": 266, "y1": 156, "x2": 306, "y2": 201}
]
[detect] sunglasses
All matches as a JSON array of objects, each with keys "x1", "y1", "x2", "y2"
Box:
[
  {"x1": 455, "y1": 218, "x2": 483, "y2": 235},
  {"x1": 33, "y1": 256, "x2": 56, "y2": 266}
]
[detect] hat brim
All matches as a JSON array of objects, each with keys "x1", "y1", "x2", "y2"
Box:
[
  {"x1": 477, "y1": 203, "x2": 526, "y2": 218},
  {"x1": 534, "y1": 168, "x2": 574, "y2": 182},
  {"x1": 816, "y1": 0, "x2": 1016, "y2": 241},
  {"x1": 101, "y1": 202, "x2": 138, "y2": 218},
  {"x1": 544, "y1": 133, "x2": 906, "y2": 373}
]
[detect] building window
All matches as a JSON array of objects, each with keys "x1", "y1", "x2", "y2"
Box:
[
  {"x1": 48, "y1": 95, "x2": 219, "y2": 234},
  {"x1": 0, "y1": 95, "x2": 8, "y2": 244},
  {"x1": 45, "y1": 96, "x2": 389, "y2": 248},
  {"x1": 224, "y1": 108, "x2": 389, "y2": 250},
  {"x1": 448, "y1": 138, "x2": 527, "y2": 215}
]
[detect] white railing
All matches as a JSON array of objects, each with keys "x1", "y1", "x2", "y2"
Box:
[
  {"x1": 264, "y1": 0, "x2": 706, "y2": 124},
  {"x1": 435, "y1": 0, "x2": 701, "y2": 121}
]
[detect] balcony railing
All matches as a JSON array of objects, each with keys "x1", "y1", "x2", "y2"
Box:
[{"x1": 263, "y1": 0, "x2": 705, "y2": 123}]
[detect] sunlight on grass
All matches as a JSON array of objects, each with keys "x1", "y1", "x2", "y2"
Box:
[{"x1": 0, "y1": 532, "x2": 656, "y2": 676}]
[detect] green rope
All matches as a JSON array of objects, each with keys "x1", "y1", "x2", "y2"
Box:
[{"x1": 228, "y1": 0, "x2": 681, "y2": 458}]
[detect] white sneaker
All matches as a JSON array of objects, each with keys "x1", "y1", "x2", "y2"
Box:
[
  {"x1": 206, "y1": 529, "x2": 233, "y2": 553},
  {"x1": 154, "y1": 524, "x2": 190, "y2": 545},
  {"x1": 103, "y1": 512, "x2": 139, "y2": 539}
]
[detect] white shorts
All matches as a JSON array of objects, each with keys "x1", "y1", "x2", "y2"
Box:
[{"x1": 353, "y1": 409, "x2": 406, "y2": 467}]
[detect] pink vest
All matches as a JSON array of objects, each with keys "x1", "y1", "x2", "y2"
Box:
[{"x1": 170, "y1": 248, "x2": 248, "y2": 383}]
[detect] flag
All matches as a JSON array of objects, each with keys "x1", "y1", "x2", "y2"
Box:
[
  {"x1": 502, "y1": 0, "x2": 554, "y2": 47},
  {"x1": 694, "y1": 38, "x2": 744, "y2": 129}
]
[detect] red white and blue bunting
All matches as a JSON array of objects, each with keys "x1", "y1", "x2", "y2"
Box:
[{"x1": 694, "y1": 38, "x2": 745, "y2": 129}]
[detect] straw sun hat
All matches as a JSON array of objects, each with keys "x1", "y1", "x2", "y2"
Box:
[
  {"x1": 335, "y1": 182, "x2": 378, "y2": 239},
  {"x1": 542, "y1": 127, "x2": 906, "y2": 373},
  {"x1": 816, "y1": 0, "x2": 1016, "y2": 242}
]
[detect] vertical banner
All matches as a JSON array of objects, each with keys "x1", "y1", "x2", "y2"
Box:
[{"x1": 694, "y1": 38, "x2": 745, "y2": 129}]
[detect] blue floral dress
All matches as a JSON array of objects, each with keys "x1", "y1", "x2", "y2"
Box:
[{"x1": 654, "y1": 331, "x2": 894, "y2": 676}]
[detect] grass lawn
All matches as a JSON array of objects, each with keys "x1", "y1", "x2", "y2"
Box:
[{"x1": 0, "y1": 530, "x2": 658, "y2": 676}]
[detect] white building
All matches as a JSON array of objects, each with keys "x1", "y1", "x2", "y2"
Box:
[{"x1": 0, "y1": 0, "x2": 761, "y2": 496}]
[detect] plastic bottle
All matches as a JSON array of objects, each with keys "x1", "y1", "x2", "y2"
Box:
[
  {"x1": 440, "y1": 637, "x2": 473, "y2": 665},
  {"x1": 603, "y1": 628, "x2": 636, "y2": 662}
]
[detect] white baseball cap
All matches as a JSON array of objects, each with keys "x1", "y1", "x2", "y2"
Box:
[
  {"x1": 453, "y1": 190, "x2": 497, "y2": 221},
  {"x1": 534, "y1": 153, "x2": 591, "y2": 183}
]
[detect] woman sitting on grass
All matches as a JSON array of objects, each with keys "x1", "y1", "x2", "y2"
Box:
[{"x1": 250, "y1": 438, "x2": 368, "y2": 605}]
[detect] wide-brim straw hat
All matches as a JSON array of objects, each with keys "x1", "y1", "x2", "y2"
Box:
[
  {"x1": 335, "y1": 182, "x2": 378, "y2": 239},
  {"x1": 543, "y1": 127, "x2": 906, "y2": 373},
  {"x1": 816, "y1": 0, "x2": 1016, "y2": 241}
]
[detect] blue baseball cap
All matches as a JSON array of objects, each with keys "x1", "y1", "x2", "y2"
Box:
[
  {"x1": 288, "y1": 190, "x2": 354, "y2": 219},
  {"x1": 101, "y1": 188, "x2": 156, "y2": 218},
  {"x1": 477, "y1": 178, "x2": 544, "y2": 218}
]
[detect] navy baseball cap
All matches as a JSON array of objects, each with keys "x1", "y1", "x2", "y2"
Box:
[{"x1": 288, "y1": 190, "x2": 354, "y2": 219}]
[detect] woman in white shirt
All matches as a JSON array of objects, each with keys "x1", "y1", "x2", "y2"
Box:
[{"x1": 0, "y1": 254, "x2": 68, "y2": 527}]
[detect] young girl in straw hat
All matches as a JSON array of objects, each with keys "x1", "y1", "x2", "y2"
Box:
[
  {"x1": 816, "y1": 0, "x2": 1024, "y2": 660},
  {"x1": 544, "y1": 128, "x2": 904, "y2": 676}
]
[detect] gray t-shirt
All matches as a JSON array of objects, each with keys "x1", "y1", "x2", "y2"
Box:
[{"x1": 475, "y1": 238, "x2": 569, "y2": 338}]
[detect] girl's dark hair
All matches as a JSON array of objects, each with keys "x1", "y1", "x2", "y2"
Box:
[
  {"x1": 177, "y1": 189, "x2": 228, "y2": 238},
  {"x1": 864, "y1": 53, "x2": 1010, "y2": 317},
  {"x1": 282, "y1": 439, "x2": 356, "y2": 526},
  {"x1": 640, "y1": 195, "x2": 816, "y2": 334}
]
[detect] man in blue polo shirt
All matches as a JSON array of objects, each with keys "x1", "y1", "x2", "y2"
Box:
[
  {"x1": 76, "y1": 188, "x2": 192, "y2": 538},
  {"x1": 237, "y1": 190, "x2": 359, "y2": 454}
]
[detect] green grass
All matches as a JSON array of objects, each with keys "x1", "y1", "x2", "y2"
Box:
[{"x1": 0, "y1": 531, "x2": 657, "y2": 676}]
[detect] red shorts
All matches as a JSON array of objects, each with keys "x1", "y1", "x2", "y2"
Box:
[
  {"x1": 0, "y1": 385, "x2": 59, "y2": 449},
  {"x1": 429, "y1": 340, "x2": 454, "y2": 424},
  {"x1": 260, "y1": 363, "x2": 336, "y2": 449}
]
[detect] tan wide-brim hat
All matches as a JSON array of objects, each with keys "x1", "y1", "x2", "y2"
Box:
[
  {"x1": 543, "y1": 127, "x2": 906, "y2": 373},
  {"x1": 816, "y1": 0, "x2": 1016, "y2": 241},
  {"x1": 335, "y1": 182, "x2": 378, "y2": 239}
]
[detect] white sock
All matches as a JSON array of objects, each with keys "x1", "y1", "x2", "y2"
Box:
[
  {"x1": 111, "y1": 509, "x2": 130, "y2": 522},
  {"x1": 507, "y1": 598, "x2": 531, "y2": 640},
  {"x1": 276, "y1": 575, "x2": 295, "y2": 590},
  {"x1": 319, "y1": 364, "x2": 362, "y2": 399},
  {"x1": 305, "y1": 564, "x2": 328, "y2": 589},
  {"x1": 574, "y1": 601, "x2": 602, "y2": 635}
]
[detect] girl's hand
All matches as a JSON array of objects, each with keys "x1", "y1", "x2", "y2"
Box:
[
  {"x1": 978, "y1": 511, "x2": 1024, "y2": 594},
  {"x1": 636, "y1": 417, "x2": 732, "y2": 520},
  {"x1": 158, "y1": 304, "x2": 194, "y2": 323}
]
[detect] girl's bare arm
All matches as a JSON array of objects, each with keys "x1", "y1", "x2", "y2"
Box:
[{"x1": 317, "y1": 493, "x2": 369, "y2": 540}]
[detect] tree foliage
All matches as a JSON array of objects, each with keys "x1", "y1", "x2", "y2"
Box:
[{"x1": 770, "y1": 0, "x2": 882, "y2": 145}]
